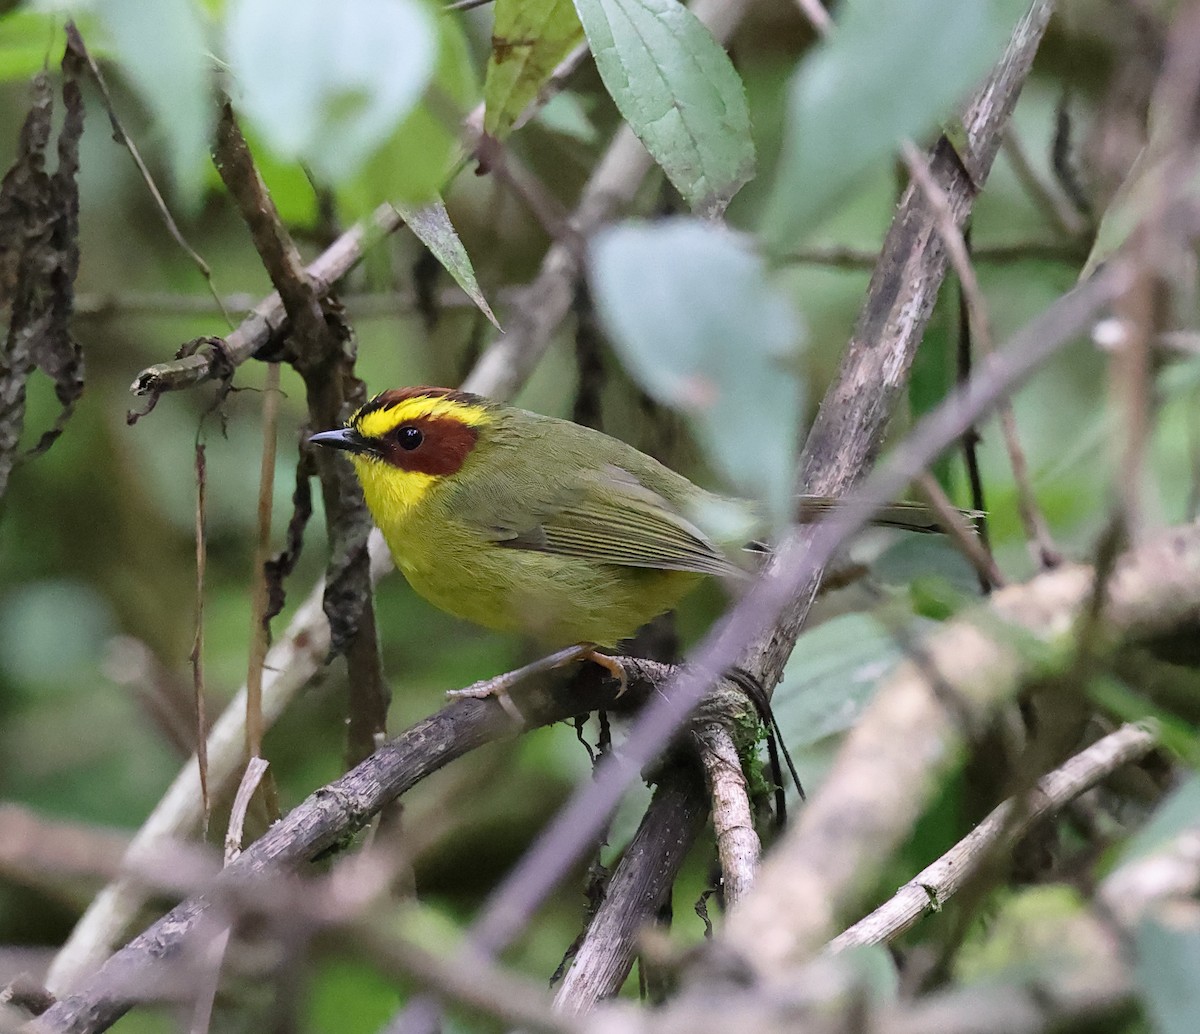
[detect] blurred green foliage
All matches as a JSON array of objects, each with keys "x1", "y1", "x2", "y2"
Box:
[{"x1": 1, "y1": 2, "x2": 1197, "y2": 1032}]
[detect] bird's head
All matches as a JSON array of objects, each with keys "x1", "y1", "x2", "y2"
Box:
[{"x1": 309, "y1": 386, "x2": 495, "y2": 517}]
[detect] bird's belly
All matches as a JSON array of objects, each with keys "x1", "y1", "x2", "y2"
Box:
[{"x1": 391, "y1": 528, "x2": 699, "y2": 648}]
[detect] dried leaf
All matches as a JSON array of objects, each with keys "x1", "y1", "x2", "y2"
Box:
[{"x1": 0, "y1": 40, "x2": 86, "y2": 502}]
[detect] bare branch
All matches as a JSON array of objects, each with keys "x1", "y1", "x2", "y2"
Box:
[
  {"x1": 551, "y1": 765, "x2": 709, "y2": 1015},
  {"x1": 694, "y1": 724, "x2": 759, "y2": 908},
  {"x1": 127, "y1": 202, "x2": 408, "y2": 398},
  {"x1": 828, "y1": 722, "x2": 1159, "y2": 952}
]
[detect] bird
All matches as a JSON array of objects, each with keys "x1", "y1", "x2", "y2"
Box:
[{"x1": 310, "y1": 385, "x2": 955, "y2": 713}]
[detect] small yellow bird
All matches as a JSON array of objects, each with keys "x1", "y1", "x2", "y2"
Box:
[{"x1": 311, "y1": 386, "x2": 950, "y2": 706}]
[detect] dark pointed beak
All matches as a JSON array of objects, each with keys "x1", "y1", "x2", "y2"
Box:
[{"x1": 309, "y1": 428, "x2": 372, "y2": 454}]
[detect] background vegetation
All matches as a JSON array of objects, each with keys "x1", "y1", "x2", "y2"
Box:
[{"x1": 2, "y1": 1, "x2": 1199, "y2": 1033}]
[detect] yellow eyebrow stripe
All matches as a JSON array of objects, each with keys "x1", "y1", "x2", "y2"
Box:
[{"x1": 354, "y1": 395, "x2": 492, "y2": 440}]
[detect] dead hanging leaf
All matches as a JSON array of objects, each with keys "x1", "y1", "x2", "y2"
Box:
[
  {"x1": 263, "y1": 445, "x2": 316, "y2": 628},
  {"x1": 0, "y1": 39, "x2": 86, "y2": 503}
]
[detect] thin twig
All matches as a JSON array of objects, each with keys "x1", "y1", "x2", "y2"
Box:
[
  {"x1": 63, "y1": 24, "x2": 230, "y2": 325},
  {"x1": 955, "y1": 257, "x2": 996, "y2": 593},
  {"x1": 792, "y1": 0, "x2": 833, "y2": 37},
  {"x1": 914, "y1": 472, "x2": 1006, "y2": 588},
  {"x1": 189, "y1": 756, "x2": 270, "y2": 1034},
  {"x1": 1003, "y1": 127, "x2": 1090, "y2": 239},
  {"x1": 782, "y1": 240, "x2": 1088, "y2": 269},
  {"x1": 902, "y1": 139, "x2": 1062, "y2": 569},
  {"x1": 245, "y1": 364, "x2": 281, "y2": 763},
  {"x1": 190, "y1": 444, "x2": 210, "y2": 832},
  {"x1": 827, "y1": 722, "x2": 1158, "y2": 952},
  {"x1": 77, "y1": 288, "x2": 492, "y2": 320}
]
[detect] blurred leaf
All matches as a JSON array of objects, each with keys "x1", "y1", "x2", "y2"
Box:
[
  {"x1": 395, "y1": 198, "x2": 500, "y2": 329},
  {"x1": 1120, "y1": 774, "x2": 1200, "y2": 866},
  {"x1": 0, "y1": 10, "x2": 62, "y2": 81},
  {"x1": 0, "y1": 580, "x2": 114, "y2": 690},
  {"x1": 1137, "y1": 905, "x2": 1200, "y2": 1034},
  {"x1": 589, "y1": 218, "x2": 803, "y2": 523},
  {"x1": 762, "y1": 0, "x2": 1028, "y2": 249},
  {"x1": 572, "y1": 0, "x2": 755, "y2": 217},
  {"x1": 771, "y1": 612, "x2": 925, "y2": 750},
  {"x1": 484, "y1": 0, "x2": 583, "y2": 139},
  {"x1": 838, "y1": 944, "x2": 900, "y2": 1003},
  {"x1": 337, "y1": 11, "x2": 475, "y2": 214},
  {"x1": 874, "y1": 535, "x2": 984, "y2": 599},
  {"x1": 95, "y1": 0, "x2": 212, "y2": 208},
  {"x1": 226, "y1": 0, "x2": 436, "y2": 188},
  {"x1": 535, "y1": 89, "x2": 598, "y2": 143}
]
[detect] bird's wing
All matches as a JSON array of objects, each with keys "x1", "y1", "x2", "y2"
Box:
[{"x1": 482, "y1": 464, "x2": 738, "y2": 577}]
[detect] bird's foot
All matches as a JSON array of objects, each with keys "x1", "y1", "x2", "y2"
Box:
[{"x1": 577, "y1": 649, "x2": 628, "y2": 697}]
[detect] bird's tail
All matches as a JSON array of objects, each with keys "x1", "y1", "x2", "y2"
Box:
[{"x1": 794, "y1": 495, "x2": 981, "y2": 534}]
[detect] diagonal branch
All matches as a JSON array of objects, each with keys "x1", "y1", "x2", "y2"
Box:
[{"x1": 827, "y1": 721, "x2": 1159, "y2": 952}]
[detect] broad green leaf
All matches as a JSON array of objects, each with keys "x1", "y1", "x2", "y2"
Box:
[
  {"x1": 772, "y1": 612, "x2": 920, "y2": 749},
  {"x1": 395, "y1": 199, "x2": 500, "y2": 329},
  {"x1": 1137, "y1": 907, "x2": 1200, "y2": 1034},
  {"x1": 484, "y1": 0, "x2": 583, "y2": 139},
  {"x1": 874, "y1": 535, "x2": 984, "y2": 599},
  {"x1": 572, "y1": 0, "x2": 755, "y2": 217},
  {"x1": 95, "y1": 0, "x2": 212, "y2": 208},
  {"x1": 763, "y1": 0, "x2": 1028, "y2": 249},
  {"x1": 769, "y1": 609, "x2": 932, "y2": 796},
  {"x1": 590, "y1": 219, "x2": 802, "y2": 524},
  {"x1": 337, "y1": 11, "x2": 475, "y2": 213},
  {"x1": 226, "y1": 0, "x2": 436, "y2": 188}
]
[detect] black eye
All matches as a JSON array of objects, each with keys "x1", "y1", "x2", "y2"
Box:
[{"x1": 396, "y1": 425, "x2": 423, "y2": 450}]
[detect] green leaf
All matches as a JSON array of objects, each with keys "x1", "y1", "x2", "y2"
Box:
[
  {"x1": 1137, "y1": 907, "x2": 1200, "y2": 1034},
  {"x1": 337, "y1": 11, "x2": 475, "y2": 213},
  {"x1": 762, "y1": 0, "x2": 1028, "y2": 249},
  {"x1": 226, "y1": 0, "x2": 436, "y2": 188},
  {"x1": 772, "y1": 612, "x2": 921, "y2": 750},
  {"x1": 395, "y1": 198, "x2": 500, "y2": 329},
  {"x1": 572, "y1": 0, "x2": 755, "y2": 217},
  {"x1": 95, "y1": 0, "x2": 212, "y2": 209},
  {"x1": 590, "y1": 219, "x2": 802, "y2": 523},
  {"x1": 768, "y1": 609, "x2": 932, "y2": 796},
  {"x1": 484, "y1": 0, "x2": 584, "y2": 139}
]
